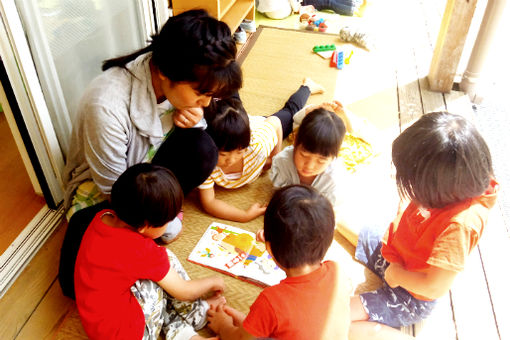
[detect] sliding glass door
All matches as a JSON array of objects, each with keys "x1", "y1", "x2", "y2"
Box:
[
  {"x1": 0, "y1": 0, "x2": 169, "y2": 206},
  {"x1": 0, "y1": 0, "x2": 169, "y2": 295}
]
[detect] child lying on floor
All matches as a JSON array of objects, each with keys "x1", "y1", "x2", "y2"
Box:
[
  {"x1": 198, "y1": 78, "x2": 324, "y2": 222},
  {"x1": 74, "y1": 163, "x2": 225, "y2": 340},
  {"x1": 207, "y1": 185, "x2": 352, "y2": 339}
]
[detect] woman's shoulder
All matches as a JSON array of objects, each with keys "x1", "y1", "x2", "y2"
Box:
[
  {"x1": 77, "y1": 66, "x2": 140, "y2": 122},
  {"x1": 81, "y1": 69, "x2": 131, "y2": 107},
  {"x1": 87, "y1": 67, "x2": 133, "y2": 95}
]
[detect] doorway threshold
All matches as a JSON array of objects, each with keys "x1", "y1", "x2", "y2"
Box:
[{"x1": 0, "y1": 205, "x2": 64, "y2": 298}]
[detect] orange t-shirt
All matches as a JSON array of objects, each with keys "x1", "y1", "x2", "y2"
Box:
[
  {"x1": 243, "y1": 261, "x2": 351, "y2": 340},
  {"x1": 381, "y1": 179, "x2": 498, "y2": 298}
]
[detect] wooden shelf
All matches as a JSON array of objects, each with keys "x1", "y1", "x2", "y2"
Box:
[
  {"x1": 172, "y1": 0, "x2": 254, "y2": 33},
  {"x1": 222, "y1": 0, "x2": 255, "y2": 32}
]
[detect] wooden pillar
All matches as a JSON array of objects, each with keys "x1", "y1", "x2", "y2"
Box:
[
  {"x1": 428, "y1": 0, "x2": 478, "y2": 92},
  {"x1": 459, "y1": 0, "x2": 508, "y2": 103}
]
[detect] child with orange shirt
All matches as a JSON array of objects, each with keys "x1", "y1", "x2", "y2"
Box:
[
  {"x1": 207, "y1": 185, "x2": 352, "y2": 340},
  {"x1": 346, "y1": 111, "x2": 499, "y2": 339}
]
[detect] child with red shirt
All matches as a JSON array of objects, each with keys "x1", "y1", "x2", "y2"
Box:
[
  {"x1": 74, "y1": 163, "x2": 225, "y2": 340},
  {"x1": 207, "y1": 185, "x2": 352, "y2": 340},
  {"x1": 346, "y1": 112, "x2": 498, "y2": 339}
]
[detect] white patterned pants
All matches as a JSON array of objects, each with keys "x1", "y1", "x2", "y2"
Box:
[{"x1": 131, "y1": 249, "x2": 209, "y2": 340}]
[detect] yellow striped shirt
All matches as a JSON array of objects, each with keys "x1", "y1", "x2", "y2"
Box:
[{"x1": 199, "y1": 116, "x2": 277, "y2": 189}]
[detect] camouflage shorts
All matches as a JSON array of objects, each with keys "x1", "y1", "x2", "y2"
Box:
[{"x1": 131, "y1": 249, "x2": 209, "y2": 340}]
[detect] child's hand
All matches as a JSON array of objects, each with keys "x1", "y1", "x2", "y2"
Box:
[
  {"x1": 222, "y1": 305, "x2": 247, "y2": 326},
  {"x1": 207, "y1": 304, "x2": 233, "y2": 334},
  {"x1": 174, "y1": 107, "x2": 203, "y2": 128},
  {"x1": 246, "y1": 203, "x2": 267, "y2": 220},
  {"x1": 384, "y1": 262, "x2": 403, "y2": 288},
  {"x1": 255, "y1": 229, "x2": 265, "y2": 243},
  {"x1": 331, "y1": 100, "x2": 346, "y2": 115},
  {"x1": 320, "y1": 101, "x2": 345, "y2": 115},
  {"x1": 208, "y1": 276, "x2": 226, "y2": 295}
]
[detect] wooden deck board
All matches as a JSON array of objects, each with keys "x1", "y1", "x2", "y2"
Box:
[
  {"x1": 394, "y1": 0, "x2": 425, "y2": 131},
  {"x1": 476, "y1": 204, "x2": 510, "y2": 340},
  {"x1": 14, "y1": 280, "x2": 74, "y2": 340},
  {"x1": 0, "y1": 221, "x2": 67, "y2": 340},
  {"x1": 450, "y1": 247, "x2": 500, "y2": 340}
]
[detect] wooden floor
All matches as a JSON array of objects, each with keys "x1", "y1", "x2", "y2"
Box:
[
  {"x1": 1, "y1": 0, "x2": 508, "y2": 339},
  {"x1": 0, "y1": 112, "x2": 45, "y2": 255}
]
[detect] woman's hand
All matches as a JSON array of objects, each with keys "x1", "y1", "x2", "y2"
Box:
[{"x1": 174, "y1": 107, "x2": 203, "y2": 128}]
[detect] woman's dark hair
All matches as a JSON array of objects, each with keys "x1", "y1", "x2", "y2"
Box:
[
  {"x1": 102, "y1": 9, "x2": 242, "y2": 98},
  {"x1": 264, "y1": 185, "x2": 335, "y2": 269},
  {"x1": 295, "y1": 108, "x2": 346, "y2": 157},
  {"x1": 111, "y1": 163, "x2": 183, "y2": 229},
  {"x1": 205, "y1": 96, "x2": 250, "y2": 151},
  {"x1": 392, "y1": 111, "x2": 493, "y2": 209}
]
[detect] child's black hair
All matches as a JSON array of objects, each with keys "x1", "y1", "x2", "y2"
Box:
[
  {"x1": 102, "y1": 9, "x2": 242, "y2": 99},
  {"x1": 204, "y1": 96, "x2": 251, "y2": 151},
  {"x1": 111, "y1": 163, "x2": 183, "y2": 229},
  {"x1": 392, "y1": 111, "x2": 494, "y2": 209},
  {"x1": 264, "y1": 185, "x2": 335, "y2": 269},
  {"x1": 294, "y1": 108, "x2": 346, "y2": 157}
]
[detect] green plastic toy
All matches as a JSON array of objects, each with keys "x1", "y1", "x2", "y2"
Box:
[{"x1": 312, "y1": 44, "x2": 336, "y2": 53}]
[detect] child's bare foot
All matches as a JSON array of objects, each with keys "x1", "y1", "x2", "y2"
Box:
[
  {"x1": 190, "y1": 336, "x2": 219, "y2": 340},
  {"x1": 207, "y1": 292, "x2": 227, "y2": 310},
  {"x1": 303, "y1": 77, "x2": 325, "y2": 95}
]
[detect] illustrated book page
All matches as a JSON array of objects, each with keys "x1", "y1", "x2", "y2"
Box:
[{"x1": 187, "y1": 222, "x2": 286, "y2": 287}]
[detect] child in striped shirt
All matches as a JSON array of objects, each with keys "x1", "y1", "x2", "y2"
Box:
[{"x1": 198, "y1": 78, "x2": 324, "y2": 222}]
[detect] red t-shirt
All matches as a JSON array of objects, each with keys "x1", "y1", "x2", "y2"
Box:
[
  {"x1": 74, "y1": 210, "x2": 170, "y2": 340},
  {"x1": 381, "y1": 179, "x2": 498, "y2": 299},
  {"x1": 243, "y1": 261, "x2": 351, "y2": 340}
]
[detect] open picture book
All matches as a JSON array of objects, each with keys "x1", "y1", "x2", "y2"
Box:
[{"x1": 188, "y1": 222, "x2": 287, "y2": 287}]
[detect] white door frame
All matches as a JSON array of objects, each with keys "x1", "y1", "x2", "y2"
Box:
[
  {"x1": 0, "y1": 0, "x2": 170, "y2": 297},
  {"x1": 0, "y1": 0, "x2": 65, "y2": 206}
]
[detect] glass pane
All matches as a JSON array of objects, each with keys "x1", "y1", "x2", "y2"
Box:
[{"x1": 14, "y1": 0, "x2": 148, "y2": 157}]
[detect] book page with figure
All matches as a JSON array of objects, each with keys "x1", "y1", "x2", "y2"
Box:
[{"x1": 188, "y1": 222, "x2": 286, "y2": 287}]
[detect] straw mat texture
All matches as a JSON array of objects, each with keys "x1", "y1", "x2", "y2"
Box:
[{"x1": 54, "y1": 26, "x2": 389, "y2": 340}]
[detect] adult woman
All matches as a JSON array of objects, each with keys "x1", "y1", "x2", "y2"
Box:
[{"x1": 59, "y1": 9, "x2": 242, "y2": 298}]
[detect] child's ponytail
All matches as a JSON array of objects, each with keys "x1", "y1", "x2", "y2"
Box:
[{"x1": 103, "y1": 9, "x2": 242, "y2": 98}]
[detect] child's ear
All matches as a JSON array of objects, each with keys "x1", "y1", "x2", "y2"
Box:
[
  {"x1": 157, "y1": 69, "x2": 167, "y2": 81},
  {"x1": 138, "y1": 224, "x2": 149, "y2": 235},
  {"x1": 256, "y1": 229, "x2": 265, "y2": 243}
]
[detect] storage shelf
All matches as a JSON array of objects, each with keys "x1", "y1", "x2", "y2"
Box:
[{"x1": 172, "y1": 0, "x2": 254, "y2": 33}]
